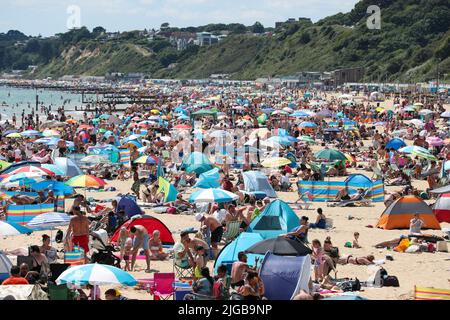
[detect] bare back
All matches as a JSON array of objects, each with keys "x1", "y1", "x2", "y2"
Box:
[{"x1": 70, "y1": 215, "x2": 90, "y2": 236}]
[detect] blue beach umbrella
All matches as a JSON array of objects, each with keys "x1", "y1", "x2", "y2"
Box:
[
  {"x1": 31, "y1": 181, "x2": 74, "y2": 196},
  {"x1": 386, "y1": 138, "x2": 407, "y2": 150},
  {"x1": 189, "y1": 188, "x2": 239, "y2": 203},
  {"x1": 56, "y1": 264, "x2": 137, "y2": 286}
]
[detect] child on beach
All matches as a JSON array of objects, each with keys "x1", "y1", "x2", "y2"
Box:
[
  {"x1": 194, "y1": 246, "x2": 207, "y2": 280},
  {"x1": 122, "y1": 237, "x2": 133, "y2": 271},
  {"x1": 312, "y1": 239, "x2": 324, "y2": 283},
  {"x1": 118, "y1": 227, "x2": 129, "y2": 259},
  {"x1": 353, "y1": 232, "x2": 362, "y2": 248}
]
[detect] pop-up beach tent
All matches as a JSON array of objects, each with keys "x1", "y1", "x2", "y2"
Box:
[
  {"x1": 117, "y1": 196, "x2": 144, "y2": 219},
  {"x1": 194, "y1": 168, "x2": 220, "y2": 189},
  {"x1": 433, "y1": 193, "x2": 450, "y2": 223},
  {"x1": 247, "y1": 200, "x2": 300, "y2": 239},
  {"x1": 344, "y1": 174, "x2": 373, "y2": 189},
  {"x1": 213, "y1": 232, "x2": 264, "y2": 274},
  {"x1": 0, "y1": 252, "x2": 12, "y2": 282},
  {"x1": 377, "y1": 195, "x2": 441, "y2": 230},
  {"x1": 181, "y1": 152, "x2": 214, "y2": 175},
  {"x1": 110, "y1": 215, "x2": 175, "y2": 245},
  {"x1": 259, "y1": 252, "x2": 311, "y2": 300},
  {"x1": 243, "y1": 171, "x2": 277, "y2": 198}
]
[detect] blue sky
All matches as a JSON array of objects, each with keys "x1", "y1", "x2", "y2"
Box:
[{"x1": 1, "y1": 0, "x2": 359, "y2": 36}]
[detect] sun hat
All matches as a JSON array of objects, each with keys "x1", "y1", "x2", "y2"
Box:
[{"x1": 195, "y1": 213, "x2": 204, "y2": 222}]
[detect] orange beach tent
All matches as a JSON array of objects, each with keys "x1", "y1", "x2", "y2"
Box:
[{"x1": 377, "y1": 195, "x2": 441, "y2": 230}]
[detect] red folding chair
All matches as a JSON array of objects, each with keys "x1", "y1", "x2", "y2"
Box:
[{"x1": 151, "y1": 273, "x2": 175, "y2": 300}]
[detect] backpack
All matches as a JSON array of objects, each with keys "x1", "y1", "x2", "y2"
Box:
[
  {"x1": 338, "y1": 278, "x2": 361, "y2": 292},
  {"x1": 382, "y1": 276, "x2": 400, "y2": 287},
  {"x1": 55, "y1": 230, "x2": 64, "y2": 243}
]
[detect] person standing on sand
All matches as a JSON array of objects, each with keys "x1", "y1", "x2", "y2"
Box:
[
  {"x1": 195, "y1": 213, "x2": 223, "y2": 260},
  {"x1": 67, "y1": 206, "x2": 90, "y2": 263},
  {"x1": 129, "y1": 225, "x2": 151, "y2": 273}
]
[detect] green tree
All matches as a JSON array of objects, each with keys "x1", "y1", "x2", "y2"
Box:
[{"x1": 251, "y1": 22, "x2": 265, "y2": 34}]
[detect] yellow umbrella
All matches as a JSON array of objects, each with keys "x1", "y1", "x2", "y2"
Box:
[
  {"x1": 6, "y1": 133, "x2": 22, "y2": 138},
  {"x1": 375, "y1": 107, "x2": 385, "y2": 113},
  {"x1": 150, "y1": 109, "x2": 161, "y2": 114},
  {"x1": 261, "y1": 157, "x2": 291, "y2": 168}
]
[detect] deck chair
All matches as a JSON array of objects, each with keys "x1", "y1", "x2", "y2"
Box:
[
  {"x1": 173, "y1": 259, "x2": 194, "y2": 280},
  {"x1": 48, "y1": 283, "x2": 76, "y2": 300},
  {"x1": 295, "y1": 191, "x2": 314, "y2": 210},
  {"x1": 328, "y1": 189, "x2": 373, "y2": 207},
  {"x1": 151, "y1": 273, "x2": 175, "y2": 300},
  {"x1": 414, "y1": 286, "x2": 450, "y2": 300},
  {"x1": 221, "y1": 221, "x2": 241, "y2": 244}
]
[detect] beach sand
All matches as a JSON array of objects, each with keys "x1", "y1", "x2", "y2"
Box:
[{"x1": 1, "y1": 95, "x2": 449, "y2": 300}]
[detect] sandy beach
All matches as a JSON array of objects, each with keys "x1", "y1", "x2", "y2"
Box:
[{"x1": 1, "y1": 94, "x2": 449, "y2": 300}]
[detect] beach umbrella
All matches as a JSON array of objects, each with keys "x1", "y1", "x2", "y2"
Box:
[
  {"x1": 418, "y1": 109, "x2": 433, "y2": 116},
  {"x1": 411, "y1": 149, "x2": 437, "y2": 161},
  {"x1": 299, "y1": 121, "x2": 317, "y2": 128},
  {"x1": 0, "y1": 221, "x2": 33, "y2": 236},
  {"x1": 6, "y1": 132, "x2": 22, "y2": 138},
  {"x1": 9, "y1": 166, "x2": 55, "y2": 177},
  {"x1": 0, "y1": 160, "x2": 11, "y2": 171},
  {"x1": 403, "y1": 106, "x2": 417, "y2": 112},
  {"x1": 427, "y1": 137, "x2": 444, "y2": 147},
  {"x1": 399, "y1": 146, "x2": 430, "y2": 154},
  {"x1": 42, "y1": 129, "x2": 61, "y2": 137},
  {"x1": 299, "y1": 135, "x2": 316, "y2": 144},
  {"x1": 261, "y1": 157, "x2": 291, "y2": 168},
  {"x1": 245, "y1": 237, "x2": 312, "y2": 256},
  {"x1": 27, "y1": 212, "x2": 71, "y2": 230},
  {"x1": 66, "y1": 175, "x2": 106, "y2": 188},
  {"x1": 56, "y1": 264, "x2": 137, "y2": 286},
  {"x1": 261, "y1": 108, "x2": 275, "y2": 114},
  {"x1": 282, "y1": 107, "x2": 294, "y2": 113},
  {"x1": 173, "y1": 124, "x2": 192, "y2": 130},
  {"x1": 80, "y1": 155, "x2": 111, "y2": 164},
  {"x1": 124, "y1": 134, "x2": 142, "y2": 142},
  {"x1": 31, "y1": 181, "x2": 74, "y2": 196},
  {"x1": 267, "y1": 136, "x2": 294, "y2": 146},
  {"x1": 291, "y1": 111, "x2": 310, "y2": 118},
  {"x1": 324, "y1": 128, "x2": 342, "y2": 133},
  {"x1": 134, "y1": 155, "x2": 158, "y2": 165},
  {"x1": 409, "y1": 119, "x2": 424, "y2": 127},
  {"x1": 440, "y1": 112, "x2": 450, "y2": 118},
  {"x1": 386, "y1": 138, "x2": 407, "y2": 150},
  {"x1": 315, "y1": 149, "x2": 347, "y2": 161},
  {"x1": 316, "y1": 109, "x2": 333, "y2": 118},
  {"x1": 121, "y1": 140, "x2": 142, "y2": 149},
  {"x1": 2, "y1": 130, "x2": 18, "y2": 137},
  {"x1": 54, "y1": 157, "x2": 83, "y2": 177},
  {"x1": 66, "y1": 119, "x2": 78, "y2": 124},
  {"x1": 33, "y1": 138, "x2": 52, "y2": 144},
  {"x1": 78, "y1": 124, "x2": 94, "y2": 131},
  {"x1": 189, "y1": 188, "x2": 238, "y2": 203},
  {"x1": 20, "y1": 130, "x2": 42, "y2": 137},
  {"x1": 271, "y1": 110, "x2": 289, "y2": 116}
]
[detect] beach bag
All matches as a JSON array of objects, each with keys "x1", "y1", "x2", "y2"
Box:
[
  {"x1": 382, "y1": 276, "x2": 399, "y2": 287},
  {"x1": 55, "y1": 230, "x2": 64, "y2": 244},
  {"x1": 64, "y1": 246, "x2": 85, "y2": 266},
  {"x1": 338, "y1": 278, "x2": 361, "y2": 292}
]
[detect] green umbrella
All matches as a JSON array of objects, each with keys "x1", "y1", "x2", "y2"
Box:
[
  {"x1": 257, "y1": 114, "x2": 268, "y2": 124},
  {"x1": 411, "y1": 150, "x2": 437, "y2": 161},
  {"x1": 315, "y1": 148, "x2": 347, "y2": 161},
  {"x1": 98, "y1": 128, "x2": 107, "y2": 133},
  {"x1": 299, "y1": 136, "x2": 315, "y2": 144}
]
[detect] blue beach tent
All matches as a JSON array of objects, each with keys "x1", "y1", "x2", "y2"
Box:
[
  {"x1": 243, "y1": 171, "x2": 277, "y2": 198},
  {"x1": 213, "y1": 232, "x2": 264, "y2": 274},
  {"x1": 194, "y1": 168, "x2": 220, "y2": 189},
  {"x1": 247, "y1": 200, "x2": 300, "y2": 239}
]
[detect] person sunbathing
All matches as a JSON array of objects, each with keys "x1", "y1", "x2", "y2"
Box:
[
  {"x1": 334, "y1": 188, "x2": 350, "y2": 202},
  {"x1": 8, "y1": 194, "x2": 39, "y2": 205},
  {"x1": 339, "y1": 255, "x2": 375, "y2": 265}
]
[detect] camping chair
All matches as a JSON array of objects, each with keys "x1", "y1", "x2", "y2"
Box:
[
  {"x1": 173, "y1": 259, "x2": 194, "y2": 280},
  {"x1": 48, "y1": 283, "x2": 76, "y2": 300},
  {"x1": 328, "y1": 189, "x2": 373, "y2": 207},
  {"x1": 414, "y1": 286, "x2": 450, "y2": 300},
  {"x1": 295, "y1": 190, "x2": 313, "y2": 210},
  {"x1": 151, "y1": 273, "x2": 175, "y2": 300},
  {"x1": 221, "y1": 221, "x2": 241, "y2": 244}
]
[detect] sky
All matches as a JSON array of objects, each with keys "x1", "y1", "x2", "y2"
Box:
[{"x1": 0, "y1": 0, "x2": 360, "y2": 36}]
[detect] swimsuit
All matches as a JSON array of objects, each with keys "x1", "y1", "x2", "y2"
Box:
[{"x1": 73, "y1": 235, "x2": 89, "y2": 253}]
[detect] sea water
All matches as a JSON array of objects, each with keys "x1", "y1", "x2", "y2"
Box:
[{"x1": 0, "y1": 86, "x2": 98, "y2": 120}]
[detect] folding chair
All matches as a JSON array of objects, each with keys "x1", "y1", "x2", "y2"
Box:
[
  {"x1": 173, "y1": 259, "x2": 194, "y2": 280},
  {"x1": 48, "y1": 283, "x2": 76, "y2": 300},
  {"x1": 151, "y1": 273, "x2": 175, "y2": 300},
  {"x1": 414, "y1": 286, "x2": 450, "y2": 300},
  {"x1": 221, "y1": 221, "x2": 241, "y2": 244}
]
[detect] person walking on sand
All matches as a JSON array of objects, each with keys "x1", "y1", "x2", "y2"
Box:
[
  {"x1": 130, "y1": 225, "x2": 151, "y2": 273},
  {"x1": 195, "y1": 213, "x2": 223, "y2": 260},
  {"x1": 67, "y1": 206, "x2": 90, "y2": 263}
]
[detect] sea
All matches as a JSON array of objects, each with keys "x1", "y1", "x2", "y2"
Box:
[{"x1": 0, "y1": 85, "x2": 99, "y2": 120}]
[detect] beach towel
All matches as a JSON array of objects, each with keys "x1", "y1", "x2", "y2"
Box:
[{"x1": 119, "y1": 149, "x2": 131, "y2": 167}]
